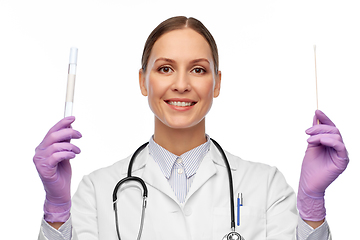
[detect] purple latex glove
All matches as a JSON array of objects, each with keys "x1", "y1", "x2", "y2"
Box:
[
  {"x1": 33, "y1": 116, "x2": 82, "y2": 223},
  {"x1": 297, "y1": 110, "x2": 349, "y2": 221}
]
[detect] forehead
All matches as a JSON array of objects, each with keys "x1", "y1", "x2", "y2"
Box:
[{"x1": 149, "y1": 28, "x2": 213, "y2": 62}]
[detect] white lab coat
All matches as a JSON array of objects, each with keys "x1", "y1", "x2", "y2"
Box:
[{"x1": 39, "y1": 142, "x2": 304, "y2": 240}]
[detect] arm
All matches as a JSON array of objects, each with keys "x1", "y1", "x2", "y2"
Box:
[
  {"x1": 297, "y1": 216, "x2": 331, "y2": 240},
  {"x1": 39, "y1": 218, "x2": 73, "y2": 240},
  {"x1": 49, "y1": 222, "x2": 66, "y2": 230},
  {"x1": 265, "y1": 167, "x2": 298, "y2": 240},
  {"x1": 304, "y1": 220, "x2": 324, "y2": 229}
]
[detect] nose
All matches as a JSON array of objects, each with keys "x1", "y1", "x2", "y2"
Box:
[{"x1": 171, "y1": 71, "x2": 191, "y2": 93}]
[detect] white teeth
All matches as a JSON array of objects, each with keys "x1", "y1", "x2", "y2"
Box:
[{"x1": 168, "y1": 101, "x2": 193, "y2": 107}]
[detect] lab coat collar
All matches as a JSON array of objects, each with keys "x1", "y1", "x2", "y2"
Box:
[
  {"x1": 121, "y1": 141, "x2": 238, "y2": 204},
  {"x1": 120, "y1": 145, "x2": 179, "y2": 203},
  {"x1": 208, "y1": 141, "x2": 238, "y2": 171},
  {"x1": 121, "y1": 140, "x2": 238, "y2": 174},
  {"x1": 120, "y1": 145, "x2": 149, "y2": 175}
]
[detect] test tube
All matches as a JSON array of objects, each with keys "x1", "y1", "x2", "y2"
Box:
[{"x1": 64, "y1": 47, "x2": 78, "y2": 117}]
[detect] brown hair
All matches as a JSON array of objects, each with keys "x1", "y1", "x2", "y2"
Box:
[{"x1": 141, "y1": 16, "x2": 219, "y2": 74}]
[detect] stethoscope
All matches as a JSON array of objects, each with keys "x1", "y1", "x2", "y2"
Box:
[{"x1": 113, "y1": 138, "x2": 245, "y2": 240}]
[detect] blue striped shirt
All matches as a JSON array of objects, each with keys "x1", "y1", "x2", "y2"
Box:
[{"x1": 149, "y1": 135, "x2": 210, "y2": 203}]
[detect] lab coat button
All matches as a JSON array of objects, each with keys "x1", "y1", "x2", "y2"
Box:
[{"x1": 184, "y1": 207, "x2": 192, "y2": 216}]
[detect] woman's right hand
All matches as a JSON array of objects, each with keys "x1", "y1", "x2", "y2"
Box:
[{"x1": 33, "y1": 116, "x2": 82, "y2": 223}]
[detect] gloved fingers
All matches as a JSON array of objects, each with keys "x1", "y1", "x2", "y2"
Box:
[
  {"x1": 44, "y1": 116, "x2": 76, "y2": 138},
  {"x1": 319, "y1": 137, "x2": 348, "y2": 160},
  {"x1": 307, "y1": 135, "x2": 348, "y2": 159},
  {"x1": 47, "y1": 151, "x2": 76, "y2": 169},
  {"x1": 307, "y1": 134, "x2": 343, "y2": 146},
  {"x1": 41, "y1": 142, "x2": 81, "y2": 158},
  {"x1": 306, "y1": 124, "x2": 341, "y2": 136},
  {"x1": 39, "y1": 128, "x2": 82, "y2": 149},
  {"x1": 312, "y1": 110, "x2": 336, "y2": 127},
  {"x1": 35, "y1": 152, "x2": 75, "y2": 182}
]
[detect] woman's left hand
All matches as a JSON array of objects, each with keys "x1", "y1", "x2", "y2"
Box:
[{"x1": 297, "y1": 110, "x2": 349, "y2": 221}]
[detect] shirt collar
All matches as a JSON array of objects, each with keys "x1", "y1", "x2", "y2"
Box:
[{"x1": 149, "y1": 135, "x2": 210, "y2": 179}]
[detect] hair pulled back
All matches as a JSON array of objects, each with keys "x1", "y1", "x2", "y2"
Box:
[{"x1": 141, "y1": 16, "x2": 219, "y2": 74}]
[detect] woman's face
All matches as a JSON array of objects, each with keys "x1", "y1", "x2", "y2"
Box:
[{"x1": 139, "y1": 28, "x2": 221, "y2": 130}]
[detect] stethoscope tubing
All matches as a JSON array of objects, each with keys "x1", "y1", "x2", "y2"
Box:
[
  {"x1": 127, "y1": 142, "x2": 149, "y2": 177},
  {"x1": 210, "y1": 138, "x2": 236, "y2": 231},
  {"x1": 112, "y1": 142, "x2": 150, "y2": 240},
  {"x1": 113, "y1": 139, "x2": 239, "y2": 239}
]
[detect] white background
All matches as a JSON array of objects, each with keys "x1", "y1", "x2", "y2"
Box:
[{"x1": 1, "y1": 0, "x2": 359, "y2": 238}]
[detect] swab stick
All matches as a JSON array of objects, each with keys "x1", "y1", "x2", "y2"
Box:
[{"x1": 314, "y1": 45, "x2": 319, "y2": 124}]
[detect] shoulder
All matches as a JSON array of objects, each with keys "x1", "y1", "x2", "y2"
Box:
[
  {"x1": 73, "y1": 155, "x2": 132, "y2": 205},
  {"x1": 224, "y1": 149, "x2": 295, "y2": 201},
  {"x1": 227, "y1": 150, "x2": 277, "y2": 172},
  {"x1": 209, "y1": 141, "x2": 277, "y2": 175},
  {"x1": 83, "y1": 155, "x2": 131, "y2": 183},
  {"x1": 222, "y1": 149, "x2": 286, "y2": 185},
  {"x1": 83, "y1": 144, "x2": 150, "y2": 182}
]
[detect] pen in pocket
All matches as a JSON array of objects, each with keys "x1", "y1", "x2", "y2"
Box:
[{"x1": 237, "y1": 193, "x2": 243, "y2": 226}]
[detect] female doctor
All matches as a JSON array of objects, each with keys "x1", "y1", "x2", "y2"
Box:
[{"x1": 34, "y1": 16, "x2": 349, "y2": 240}]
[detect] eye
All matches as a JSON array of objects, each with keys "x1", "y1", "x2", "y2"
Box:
[
  {"x1": 191, "y1": 67, "x2": 206, "y2": 74},
  {"x1": 158, "y1": 66, "x2": 173, "y2": 74}
]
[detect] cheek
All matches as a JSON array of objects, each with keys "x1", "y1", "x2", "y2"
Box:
[
  {"x1": 147, "y1": 75, "x2": 168, "y2": 102},
  {"x1": 147, "y1": 76, "x2": 160, "y2": 97},
  {"x1": 194, "y1": 78, "x2": 215, "y2": 99}
]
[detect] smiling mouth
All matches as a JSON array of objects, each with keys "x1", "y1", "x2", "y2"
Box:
[{"x1": 165, "y1": 101, "x2": 197, "y2": 107}]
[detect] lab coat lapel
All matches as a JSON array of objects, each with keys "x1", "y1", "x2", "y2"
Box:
[
  {"x1": 141, "y1": 153, "x2": 179, "y2": 203},
  {"x1": 185, "y1": 151, "x2": 217, "y2": 202},
  {"x1": 185, "y1": 141, "x2": 238, "y2": 202}
]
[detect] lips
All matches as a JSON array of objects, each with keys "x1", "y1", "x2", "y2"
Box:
[
  {"x1": 166, "y1": 101, "x2": 196, "y2": 107},
  {"x1": 164, "y1": 99, "x2": 197, "y2": 108}
]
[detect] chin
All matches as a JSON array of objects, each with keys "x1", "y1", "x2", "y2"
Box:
[{"x1": 162, "y1": 117, "x2": 205, "y2": 130}]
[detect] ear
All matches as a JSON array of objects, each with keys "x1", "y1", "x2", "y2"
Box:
[
  {"x1": 213, "y1": 70, "x2": 221, "y2": 98},
  {"x1": 139, "y1": 69, "x2": 148, "y2": 96}
]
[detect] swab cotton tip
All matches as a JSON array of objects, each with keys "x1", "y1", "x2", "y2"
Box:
[{"x1": 69, "y1": 47, "x2": 78, "y2": 64}]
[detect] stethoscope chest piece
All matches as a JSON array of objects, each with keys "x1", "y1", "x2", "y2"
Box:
[{"x1": 223, "y1": 231, "x2": 245, "y2": 240}]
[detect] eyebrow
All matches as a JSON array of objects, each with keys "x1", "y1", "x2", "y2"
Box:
[
  {"x1": 154, "y1": 57, "x2": 210, "y2": 64},
  {"x1": 190, "y1": 58, "x2": 210, "y2": 64},
  {"x1": 155, "y1": 57, "x2": 175, "y2": 63}
]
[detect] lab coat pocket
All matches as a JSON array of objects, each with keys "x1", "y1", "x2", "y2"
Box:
[
  {"x1": 148, "y1": 205, "x2": 187, "y2": 240},
  {"x1": 213, "y1": 206, "x2": 266, "y2": 240}
]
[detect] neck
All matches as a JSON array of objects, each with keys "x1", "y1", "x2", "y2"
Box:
[{"x1": 153, "y1": 117, "x2": 207, "y2": 156}]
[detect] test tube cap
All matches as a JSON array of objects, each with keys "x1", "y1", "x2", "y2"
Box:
[{"x1": 69, "y1": 47, "x2": 78, "y2": 64}]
